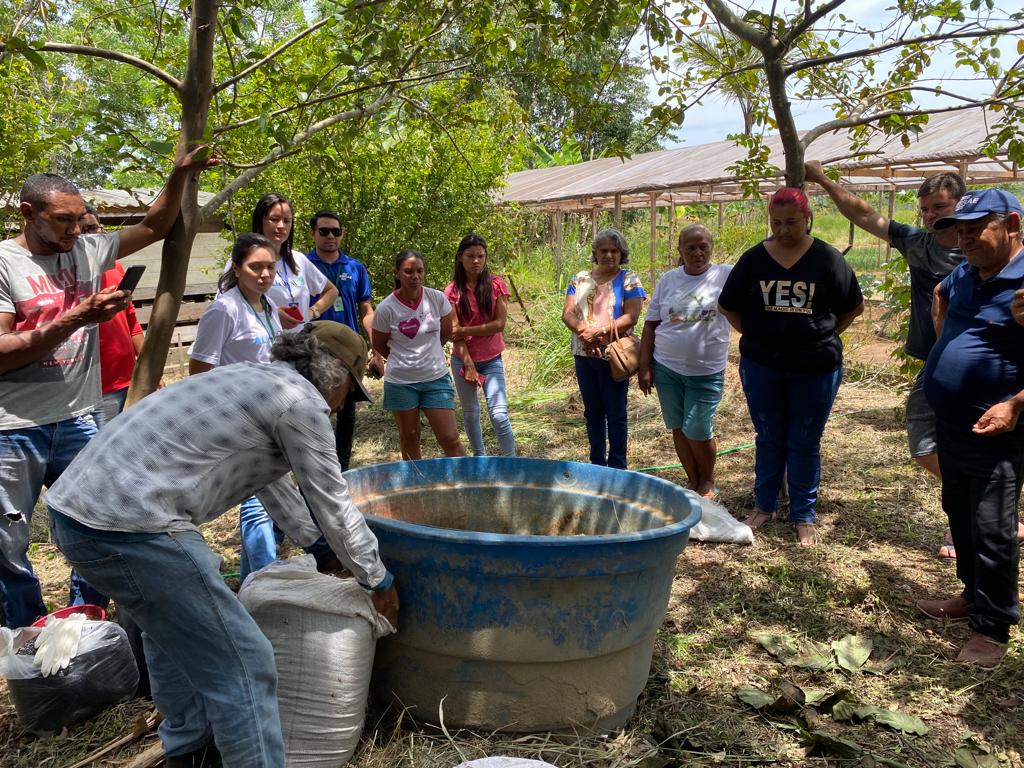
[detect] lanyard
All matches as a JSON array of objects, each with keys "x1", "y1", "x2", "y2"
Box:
[
  {"x1": 278, "y1": 260, "x2": 296, "y2": 306},
  {"x1": 246, "y1": 296, "x2": 278, "y2": 340}
]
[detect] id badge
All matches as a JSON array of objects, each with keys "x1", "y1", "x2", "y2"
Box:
[{"x1": 333, "y1": 296, "x2": 345, "y2": 313}]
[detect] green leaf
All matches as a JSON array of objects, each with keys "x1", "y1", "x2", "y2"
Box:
[
  {"x1": 832, "y1": 634, "x2": 873, "y2": 672},
  {"x1": 806, "y1": 730, "x2": 862, "y2": 758},
  {"x1": 791, "y1": 640, "x2": 835, "y2": 670},
  {"x1": 954, "y1": 745, "x2": 1004, "y2": 767},
  {"x1": 750, "y1": 631, "x2": 799, "y2": 662},
  {"x1": 871, "y1": 708, "x2": 929, "y2": 735},
  {"x1": 145, "y1": 140, "x2": 175, "y2": 155},
  {"x1": 814, "y1": 688, "x2": 852, "y2": 714},
  {"x1": 736, "y1": 685, "x2": 774, "y2": 710},
  {"x1": 831, "y1": 699, "x2": 860, "y2": 722}
]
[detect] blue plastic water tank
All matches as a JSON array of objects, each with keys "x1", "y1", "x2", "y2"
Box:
[{"x1": 344, "y1": 457, "x2": 701, "y2": 732}]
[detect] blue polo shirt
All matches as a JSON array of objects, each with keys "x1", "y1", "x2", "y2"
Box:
[
  {"x1": 307, "y1": 249, "x2": 372, "y2": 333},
  {"x1": 923, "y1": 253, "x2": 1024, "y2": 432}
]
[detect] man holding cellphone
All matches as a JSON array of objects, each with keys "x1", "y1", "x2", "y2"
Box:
[
  {"x1": 307, "y1": 211, "x2": 385, "y2": 470},
  {"x1": 0, "y1": 148, "x2": 218, "y2": 629}
]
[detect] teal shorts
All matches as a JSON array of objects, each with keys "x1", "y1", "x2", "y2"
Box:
[
  {"x1": 382, "y1": 374, "x2": 456, "y2": 412},
  {"x1": 653, "y1": 360, "x2": 725, "y2": 440}
]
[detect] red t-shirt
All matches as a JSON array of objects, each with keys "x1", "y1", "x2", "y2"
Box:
[
  {"x1": 444, "y1": 275, "x2": 509, "y2": 363},
  {"x1": 98, "y1": 263, "x2": 144, "y2": 394}
]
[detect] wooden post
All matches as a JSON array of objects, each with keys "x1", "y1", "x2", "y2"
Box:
[
  {"x1": 591, "y1": 207, "x2": 598, "y2": 241},
  {"x1": 649, "y1": 193, "x2": 658, "y2": 287},
  {"x1": 886, "y1": 189, "x2": 895, "y2": 262},
  {"x1": 614, "y1": 194, "x2": 622, "y2": 230},
  {"x1": 718, "y1": 201, "x2": 725, "y2": 231},
  {"x1": 552, "y1": 211, "x2": 564, "y2": 276},
  {"x1": 877, "y1": 189, "x2": 885, "y2": 268},
  {"x1": 668, "y1": 194, "x2": 676, "y2": 268}
]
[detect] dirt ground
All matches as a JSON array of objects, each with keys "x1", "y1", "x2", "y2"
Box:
[{"x1": 3, "y1": 312, "x2": 1022, "y2": 767}]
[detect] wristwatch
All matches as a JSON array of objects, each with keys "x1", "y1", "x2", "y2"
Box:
[{"x1": 310, "y1": 306, "x2": 321, "y2": 320}]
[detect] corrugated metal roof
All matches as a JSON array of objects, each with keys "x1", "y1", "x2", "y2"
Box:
[
  {"x1": 0, "y1": 188, "x2": 217, "y2": 214},
  {"x1": 500, "y1": 110, "x2": 1020, "y2": 211}
]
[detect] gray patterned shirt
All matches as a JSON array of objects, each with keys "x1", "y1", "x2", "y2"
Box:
[{"x1": 46, "y1": 361, "x2": 386, "y2": 588}]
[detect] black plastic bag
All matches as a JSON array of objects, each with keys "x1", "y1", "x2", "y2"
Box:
[{"x1": 7, "y1": 620, "x2": 139, "y2": 736}]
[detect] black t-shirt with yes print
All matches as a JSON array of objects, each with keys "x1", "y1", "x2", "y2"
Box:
[{"x1": 718, "y1": 238, "x2": 863, "y2": 374}]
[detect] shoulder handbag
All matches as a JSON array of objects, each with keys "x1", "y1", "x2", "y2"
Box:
[{"x1": 606, "y1": 321, "x2": 640, "y2": 382}]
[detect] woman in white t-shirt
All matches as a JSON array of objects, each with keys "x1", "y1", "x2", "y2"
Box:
[
  {"x1": 371, "y1": 250, "x2": 466, "y2": 460},
  {"x1": 190, "y1": 233, "x2": 283, "y2": 580},
  {"x1": 638, "y1": 224, "x2": 732, "y2": 498},
  {"x1": 250, "y1": 192, "x2": 338, "y2": 330}
]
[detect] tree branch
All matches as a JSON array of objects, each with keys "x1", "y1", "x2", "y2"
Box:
[
  {"x1": 199, "y1": 93, "x2": 396, "y2": 216},
  {"x1": 702, "y1": 0, "x2": 771, "y2": 52},
  {"x1": 800, "y1": 100, "x2": 1008, "y2": 148},
  {"x1": 783, "y1": 0, "x2": 847, "y2": 46},
  {"x1": 213, "y1": 64, "x2": 469, "y2": 134},
  {"x1": 785, "y1": 22, "x2": 1024, "y2": 76},
  {"x1": 212, "y1": 0, "x2": 391, "y2": 93},
  {"x1": 0, "y1": 41, "x2": 181, "y2": 90}
]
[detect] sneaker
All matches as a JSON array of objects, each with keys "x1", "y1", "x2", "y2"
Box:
[
  {"x1": 917, "y1": 596, "x2": 969, "y2": 621},
  {"x1": 956, "y1": 633, "x2": 1008, "y2": 670}
]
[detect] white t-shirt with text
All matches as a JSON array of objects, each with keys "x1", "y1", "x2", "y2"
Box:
[
  {"x1": 190, "y1": 287, "x2": 281, "y2": 367},
  {"x1": 648, "y1": 264, "x2": 732, "y2": 376}
]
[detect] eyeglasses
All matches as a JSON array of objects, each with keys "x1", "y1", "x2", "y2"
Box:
[
  {"x1": 81, "y1": 224, "x2": 104, "y2": 234},
  {"x1": 317, "y1": 227, "x2": 342, "y2": 237}
]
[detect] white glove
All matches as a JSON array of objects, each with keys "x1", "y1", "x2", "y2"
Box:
[{"x1": 34, "y1": 613, "x2": 86, "y2": 677}]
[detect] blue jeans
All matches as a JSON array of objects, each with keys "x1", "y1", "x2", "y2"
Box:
[
  {"x1": 574, "y1": 355, "x2": 629, "y2": 469},
  {"x1": 739, "y1": 357, "x2": 842, "y2": 524},
  {"x1": 92, "y1": 387, "x2": 129, "y2": 430},
  {"x1": 0, "y1": 414, "x2": 101, "y2": 627},
  {"x1": 238, "y1": 497, "x2": 283, "y2": 583},
  {"x1": 452, "y1": 356, "x2": 517, "y2": 457},
  {"x1": 49, "y1": 509, "x2": 284, "y2": 766}
]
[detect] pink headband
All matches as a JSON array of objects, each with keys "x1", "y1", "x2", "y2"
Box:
[{"x1": 769, "y1": 187, "x2": 812, "y2": 218}]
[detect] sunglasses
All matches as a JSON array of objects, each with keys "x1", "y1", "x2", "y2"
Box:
[{"x1": 317, "y1": 227, "x2": 342, "y2": 237}]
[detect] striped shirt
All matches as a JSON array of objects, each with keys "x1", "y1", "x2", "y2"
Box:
[{"x1": 46, "y1": 361, "x2": 386, "y2": 588}]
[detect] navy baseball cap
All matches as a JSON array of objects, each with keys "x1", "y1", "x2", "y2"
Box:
[{"x1": 934, "y1": 188, "x2": 1023, "y2": 230}]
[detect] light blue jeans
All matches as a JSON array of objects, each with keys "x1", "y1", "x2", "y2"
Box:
[
  {"x1": 49, "y1": 509, "x2": 284, "y2": 766},
  {"x1": 238, "y1": 496, "x2": 283, "y2": 582},
  {"x1": 0, "y1": 414, "x2": 101, "y2": 628},
  {"x1": 92, "y1": 387, "x2": 129, "y2": 429},
  {"x1": 451, "y1": 356, "x2": 517, "y2": 457}
]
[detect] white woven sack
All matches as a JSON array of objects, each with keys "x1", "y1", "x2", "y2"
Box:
[
  {"x1": 454, "y1": 759, "x2": 558, "y2": 768},
  {"x1": 689, "y1": 497, "x2": 754, "y2": 545},
  {"x1": 239, "y1": 555, "x2": 394, "y2": 768}
]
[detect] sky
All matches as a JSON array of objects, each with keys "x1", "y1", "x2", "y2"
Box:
[{"x1": 645, "y1": 0, "x2": 1022, "y2": 150}]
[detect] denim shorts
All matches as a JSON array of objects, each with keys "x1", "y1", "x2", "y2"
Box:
[
  {"x1": 906, "y1": 371, "x2": 937, "y2": 457},
  {"x1": 383, "y1": 374, "x2": 456, "y2": 412},
  {"x1": 653, "y1": 360, "x2": 725, "y2": 440}
]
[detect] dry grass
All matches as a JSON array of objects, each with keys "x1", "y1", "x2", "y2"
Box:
[{"x1": 3, "y1": 314, "x2": 1022, "y2": 767}]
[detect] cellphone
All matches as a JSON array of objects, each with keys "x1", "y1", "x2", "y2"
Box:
[
  {"x1": 117, "y1": 265, "x2": 146, "y2": 293},
  {"x1": 282, "y1": 305, "x2": 304, "y2": 322}
]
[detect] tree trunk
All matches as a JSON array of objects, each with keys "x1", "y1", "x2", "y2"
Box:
[
  {"x1": 763, "y1": 57, "x2": 804, "y2": 187},
  {"x1": 127, "y1": 0, "x2": 216, "y2": 405}
]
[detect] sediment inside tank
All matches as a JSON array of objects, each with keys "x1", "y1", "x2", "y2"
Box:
[{"x1": 351, "y1": 483, "x2": 676, "y2": 536}]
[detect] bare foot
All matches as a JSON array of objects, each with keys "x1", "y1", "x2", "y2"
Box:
[
  {"x1": 744, "y1": 509, "x2": 775, "y2": 530},
  {"x1": 795, "y1": 523, "x2": 817, "y2": 547}
]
